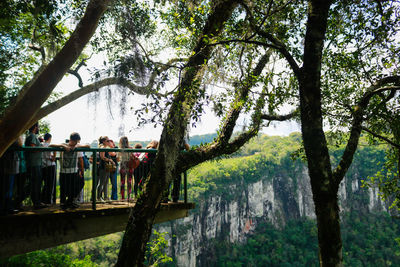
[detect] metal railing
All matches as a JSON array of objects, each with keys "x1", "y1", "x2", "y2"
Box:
[{"x1": 0, "y1": 146, "x2": 188, "y2": 214}]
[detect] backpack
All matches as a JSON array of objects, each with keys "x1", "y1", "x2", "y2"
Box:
[
  {"x1": 82, "y1": 153, "x2": 90, "y2": 170},
  {"x1": 128, "y1": 153, "x2": 140, "y2": 169},
  {"x1": 139, "y1": 153, "x2": 149, "y2": 164}
]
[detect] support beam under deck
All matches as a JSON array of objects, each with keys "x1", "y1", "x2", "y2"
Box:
[{"x1": 0, "y1": 201, "x2": 195, "y2": 258}]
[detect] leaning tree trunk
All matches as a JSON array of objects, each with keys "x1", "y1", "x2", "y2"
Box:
[
  {"x1": 300, "y1": 1, "x2": 343, "y2": 266},
  {"x1": 0, "y1": 0, "x2": 112, "y2": 156},
  {"x1": 115, "y1": 1, "x2": 238, "y2": 266}
]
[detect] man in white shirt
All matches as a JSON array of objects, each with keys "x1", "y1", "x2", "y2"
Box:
[{"x1": 51, "y1": 132, "x2": 89, "y2": 209}]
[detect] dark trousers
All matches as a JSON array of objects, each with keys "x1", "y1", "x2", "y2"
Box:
[
  {"x1": 120, "y1": 163, "x2": 133, "y2": 199},
  {"x1": 110, "y1": 168, "x2": 118, "y2": 200},
  {"x1": 133, "y1": 168, "x2": 142, "y2": 196},
  {"x1": 60, "y1": 173, "x2": 79, "y2": 205},
  {"x1": 27, "y1": 166, "x2": 42, "y2": 206},
  {"x1": 172, "y1": 173, "x2": 182, "y2": 202},
  {"x1": 14, "y1": 172, "x2": 27, "y2": 209},
  {"x1": 41, "y1": 165, "x2": 56, "y2": 204},
  {"x1": 0, "y1": 173, "x2": 15, "y2": 213},
  {"x1": 77, "y1": 175, "x2": 84, "y2": 201},
  {"x1": 0, "y1": 171, "x2": 6, "y2": 212}
]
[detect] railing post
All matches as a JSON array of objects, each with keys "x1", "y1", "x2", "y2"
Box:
[
  {"x1": 184, "y1": 171, "x2": 187, "y2": 204},
  {"x1": 92, "y1": 151, "x2": 97, "y2": 210}
]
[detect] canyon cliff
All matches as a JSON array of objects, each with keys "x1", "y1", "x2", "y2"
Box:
[{"x1": 158, "y1": 134, "x2": 391, "y2": 266}]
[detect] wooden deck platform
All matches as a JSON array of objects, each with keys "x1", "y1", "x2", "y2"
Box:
[{"x1": 0, "y1": 201, "x2": 195, "y2": 258}]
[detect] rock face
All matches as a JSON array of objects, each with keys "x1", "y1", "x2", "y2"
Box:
[{"x1": 158, "y1": 159, "x2": 387, "y2": 267}]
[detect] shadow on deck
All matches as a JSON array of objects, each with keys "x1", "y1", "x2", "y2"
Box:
[{"x1": 0, "y1": 201, "x2": 195, "y2": 258}]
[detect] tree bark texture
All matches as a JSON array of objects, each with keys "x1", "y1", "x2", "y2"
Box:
[
  {"x1": 299, "y1": 1, "x2": 344, "y2": 266},
  {"x1": 0, "y1": 0, "x2": 112, "y2": 156},
  {"x1": 115, "y1": 1, "x2": 239, "y2": 266}
]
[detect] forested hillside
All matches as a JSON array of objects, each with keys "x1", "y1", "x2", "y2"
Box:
[
  {"x1": 163, "y1": 133, "x2": 397, "y2": 266},
  {"x1": 3, "y1": 133, "x2": 398, "y2": 267},
  {"x1": 208, "y1": 213, "x2": 400, "y2": 267}
]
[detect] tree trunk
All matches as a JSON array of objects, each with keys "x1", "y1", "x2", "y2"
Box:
[
  {"x1": 313, "y1": 189, "x2": 343, "y2": 266},
  {"x1": 0, "y1": 0, "x2": 112, "y2": 156},
  {"x1": 300, "y1": 1, "x2": 343, "y2": 266},
  {"x1": 115, "y1": 186, "x2": 161, "y2": 266},
  {"x1": 115, "y1": 1, "x2": 238, "y2": 266}
]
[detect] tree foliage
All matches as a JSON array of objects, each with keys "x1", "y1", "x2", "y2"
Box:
[{"x1": 0, "y1": 0, "x2": 70, "y2": 113}]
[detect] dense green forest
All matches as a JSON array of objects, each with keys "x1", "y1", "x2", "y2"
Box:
[
  {"x1": 204, "y1": 213, "x2": 400, "y2": 267},
  {"x1": 2, "y1": 133, "x2": 398, "y2": 266}
]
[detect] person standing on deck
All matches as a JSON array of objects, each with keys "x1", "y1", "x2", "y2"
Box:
[
  {"x1": 136, "y1": 140, "x2": 158, "y2": 195},
  {"x1": 41, "y1": 133, "x2": 56, "y2": 205},
  {"x1": 118, "y1": 136, "x2": 133, "y2": 200},
  {"x1": 171, "y1": 140, "x2": 190, "y2": 202},
  {"x1": 97, "y1": 136, "x2": 111, "y2": 202},
  {"x1": 0, "y1": 138, "x2": 21, "y2": 215},
  {"x1": 132, "y1": 143, "x2": 143, "y2": 197},
  {"x1": 51, "y1": 132, "x2": 89, "y2": 209},
  {"x1": 108, "y1": 139, "x2": 119, "y2": 201},
  {"x1": 24, "y1": 122, "x2": 45, "y2": 209}
]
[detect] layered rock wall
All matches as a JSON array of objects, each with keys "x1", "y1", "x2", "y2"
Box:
[{"x1": 160, "y1": 162, "x2": 386, "y2": 266}]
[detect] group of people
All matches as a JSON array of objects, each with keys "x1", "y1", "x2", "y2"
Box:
[
  {"x1": 0, "y1": 121, "x2": 186, "y2": 215},
  {"x1": 0, "y1": 122, "x2": 90, "y2": 214},
  {"x1": 95, "y1": 136, "x2": 158, "y2": 203}
]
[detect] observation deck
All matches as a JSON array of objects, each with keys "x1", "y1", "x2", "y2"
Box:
[{"x1": 0, "y1": 147, "x2": 194, "y2": 258}]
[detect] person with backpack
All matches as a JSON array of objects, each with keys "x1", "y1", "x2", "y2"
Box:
[
  {"x1": 135, "y1": 140, "x2": 158, "y2": 196},
  {"x1": 132, "y1": 143, "x2": 143, "y2": 197}
]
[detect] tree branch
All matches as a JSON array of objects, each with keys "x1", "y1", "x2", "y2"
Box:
[
  {"x1": 333, "y1": 76, "x2": 400, "y2": 183},
  {"x1": 27, "y1": 76, "x2": 163, "y2": 125},
  {"x1": 261, "y1": 109, "x2": 298, "y2": 121},
  {"x1": 28, "y1": 44, "x2": 46, "y2": 62},
  {"x1": 240, "y1": 1, "x2": 301, "y2": 79},
  {"x1": 22, "y1": 57, "x2": 186, "y2": 126},
  {"x1": 67, "y1": 70, "x2": 84, "y2": 88},
  {"x1": 362, "y1": 126, "x2": 400, "y2": 149},
  {"x1": 208, "y1": 38, "x2": 281, "y2": 50},
  {"x1": 67, "y1": 59, "x2": 88, "y2": 87},
  {"x1": 153, "y1": 58, "x2": 187, "y2": 70}
]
